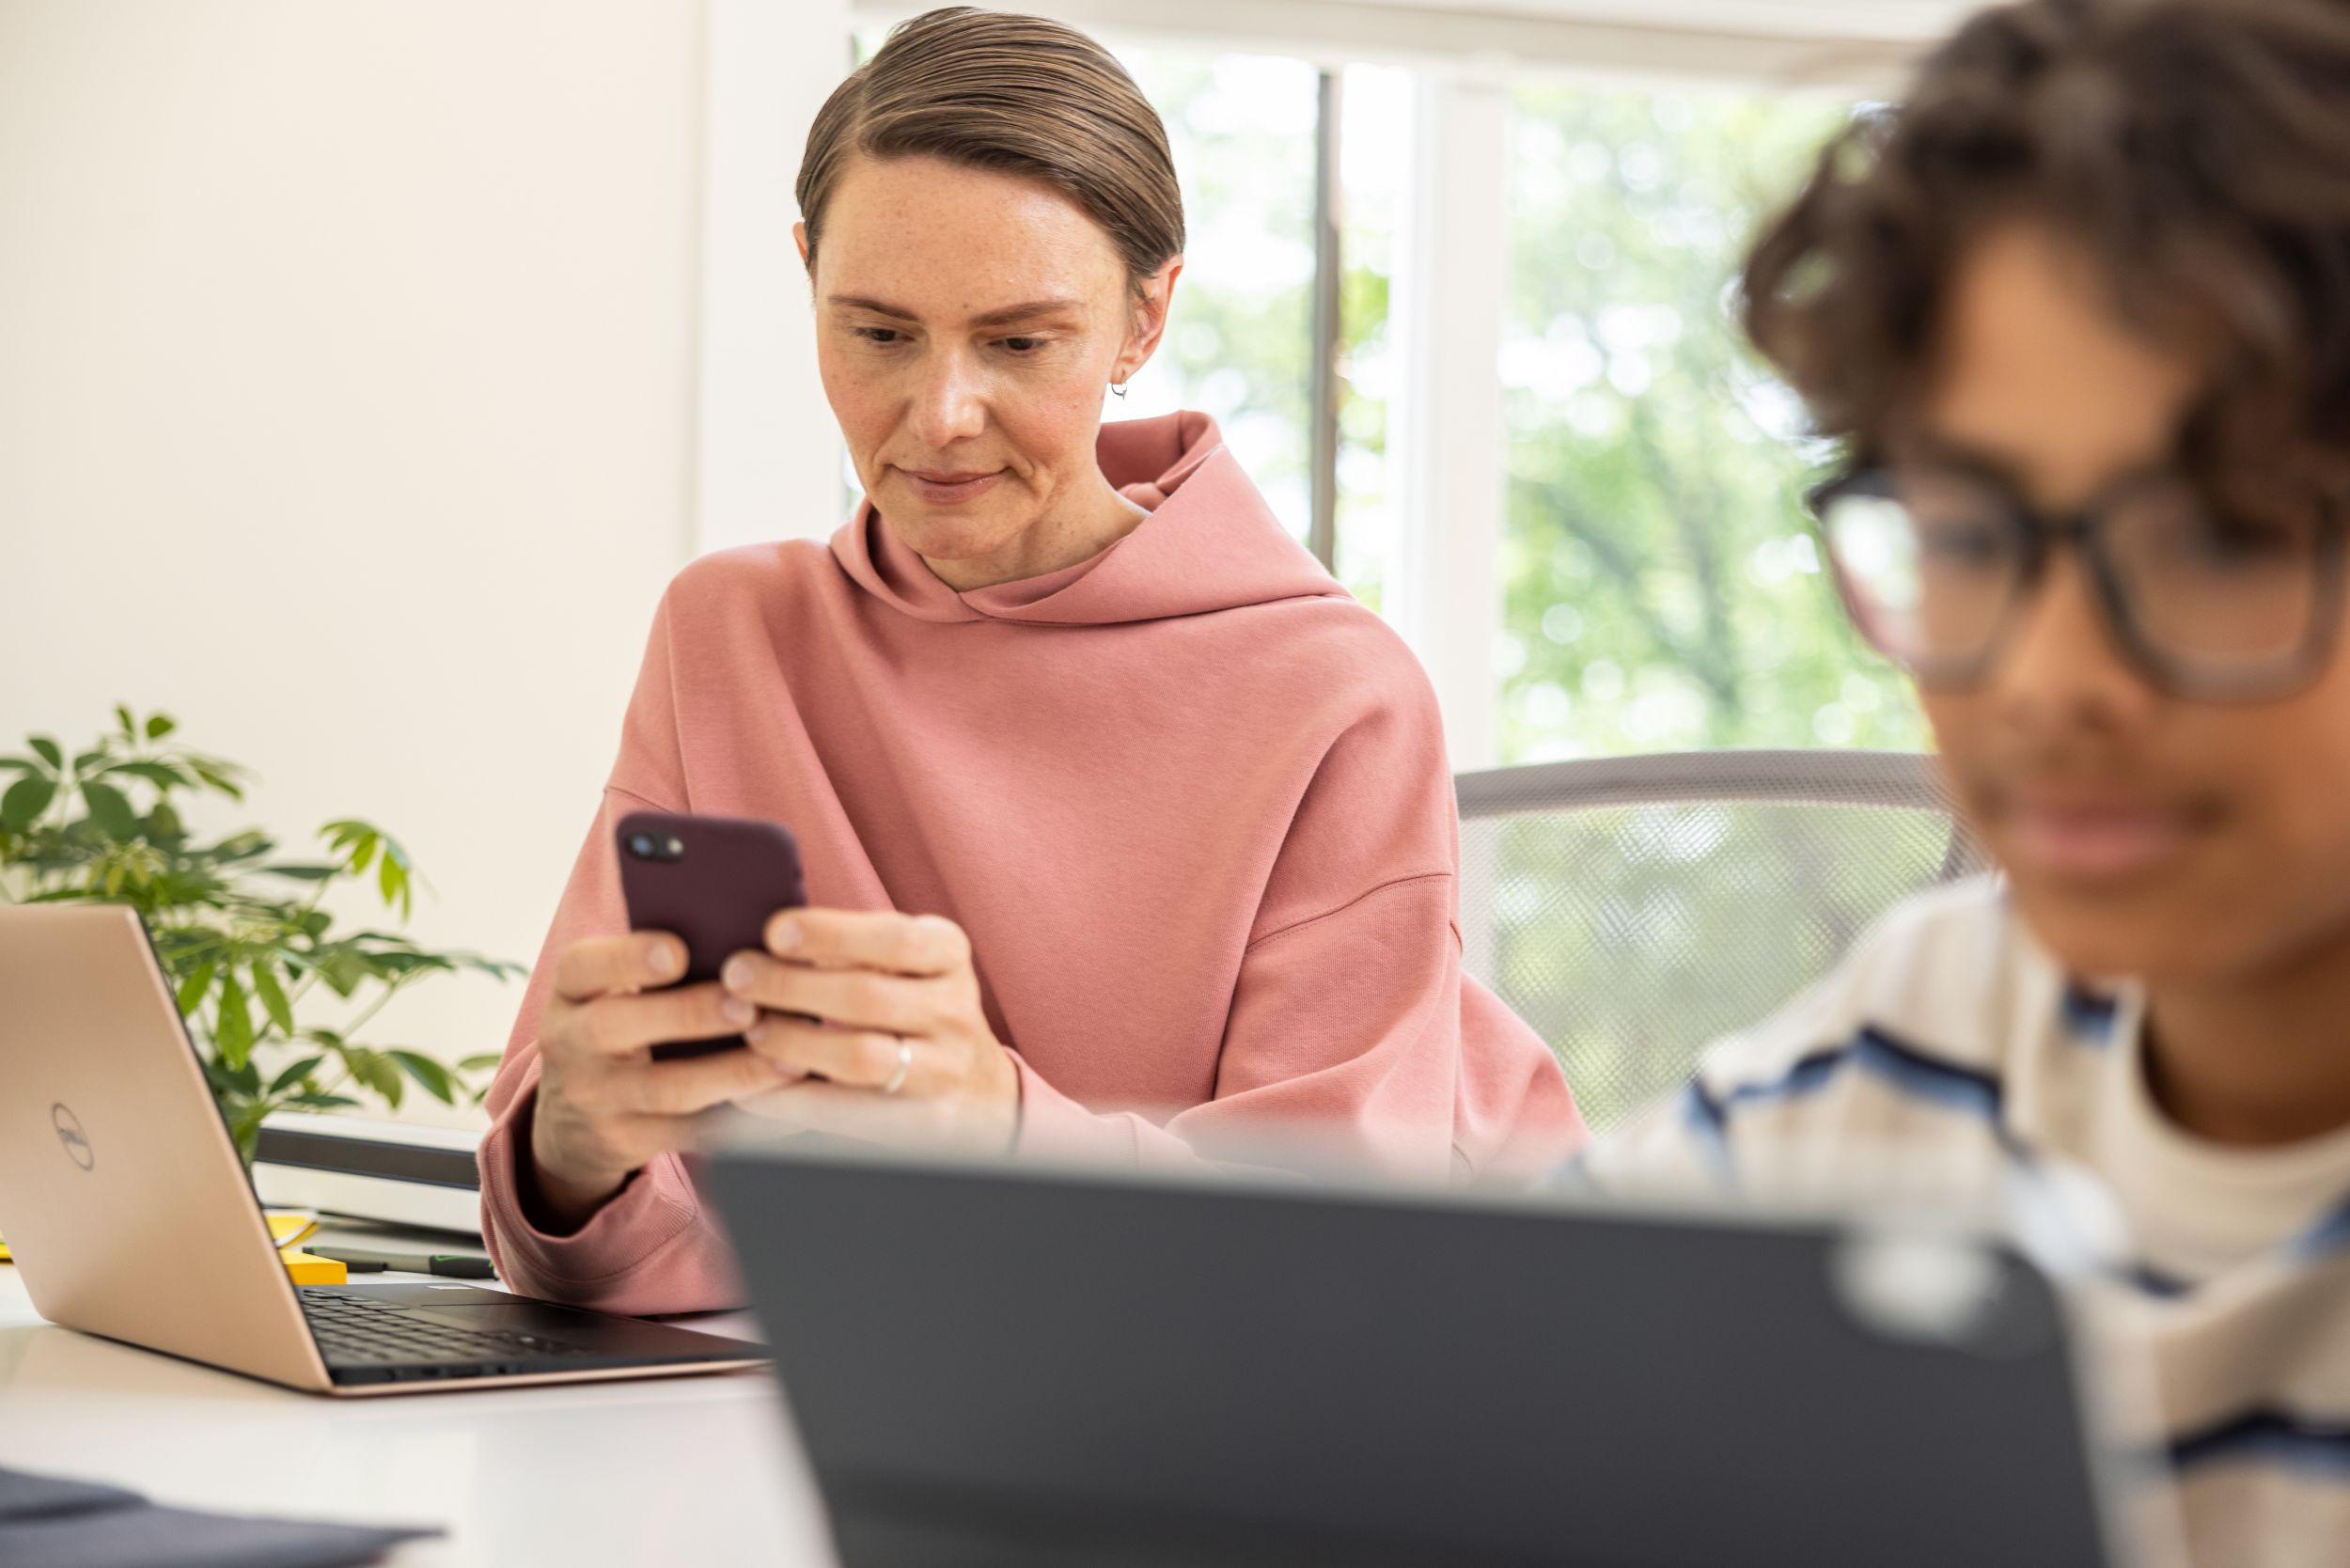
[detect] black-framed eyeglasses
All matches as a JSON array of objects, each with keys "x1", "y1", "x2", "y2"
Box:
[{"x1": 1808, "y1": 462, "x2": 2350, "y2": 703}]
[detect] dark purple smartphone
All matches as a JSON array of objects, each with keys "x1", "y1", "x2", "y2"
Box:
[{"x1": 616, "y1": 810, "x2": 807, "y2": 1061}]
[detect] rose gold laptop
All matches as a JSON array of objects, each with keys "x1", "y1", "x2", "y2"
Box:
[{"x1": 0, "y1": 903, "x2": 765, "y2": 1395}]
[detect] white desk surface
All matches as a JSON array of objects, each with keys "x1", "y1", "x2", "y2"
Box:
[{"x1": 0, "y1": 1228, "x2": 839, "y2": 1566}]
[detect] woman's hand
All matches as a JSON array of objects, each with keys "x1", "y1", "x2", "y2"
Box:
[
  {"x1": 721, "y1": 909, "x2": 1021, "y2": 1152},
  {"x1": 525, "y1": 933, "x2": 804, "y2": 1231}
]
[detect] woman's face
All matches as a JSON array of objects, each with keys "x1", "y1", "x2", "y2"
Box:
[
  {"x1": 799, "y1": 154, "x2": 1177, "y2": 580},
  {"x1": 1912, "y1": 223, "x2": 2350, "y2": 985}
]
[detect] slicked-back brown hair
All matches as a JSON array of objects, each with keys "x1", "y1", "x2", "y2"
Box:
[
  {"x1": 795, "y1": 7, "x2": 1184, "y2": 292},
  {"x1": 1742, "y1": 0, "x2": 2350, "y2": 478}
]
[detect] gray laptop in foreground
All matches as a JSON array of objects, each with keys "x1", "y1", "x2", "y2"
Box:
[{"x1": 708, "y1": 1142, "x2": 2141, "y2": 1568}]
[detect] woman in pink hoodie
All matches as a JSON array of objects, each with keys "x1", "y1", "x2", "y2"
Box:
[{"x1": 478, "y1": 6, "x2": 1583, "y2": 1313}]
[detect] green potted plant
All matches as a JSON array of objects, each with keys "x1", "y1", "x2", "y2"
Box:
[{"x1": 0, "y1": 707, "x2": 523, "y2": 1163}]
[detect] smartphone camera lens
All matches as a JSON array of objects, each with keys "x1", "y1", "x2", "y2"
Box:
[
  {"x1": 666, "y1": 838, "x2": 684, "y2": 858},
  {"x1": 627, "y1": 833, "x2": 655, "y2": 857}
]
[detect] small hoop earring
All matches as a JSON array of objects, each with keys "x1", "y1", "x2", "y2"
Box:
[{"x1": 1110, "y1": 377, "x2": 1129, "y2": 400}]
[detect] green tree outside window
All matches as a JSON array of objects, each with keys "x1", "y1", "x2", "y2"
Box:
[{"x1": 1502, "y1": 84, "x2": 1926, "y2": 761}]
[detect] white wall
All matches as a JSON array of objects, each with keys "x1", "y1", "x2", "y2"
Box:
[
  {"x1": 698, "y1": 0, "x2": 856, "y2": 553},
  {"x1": 0, "y1": 0, "x2": 845, "y2": 1126}
]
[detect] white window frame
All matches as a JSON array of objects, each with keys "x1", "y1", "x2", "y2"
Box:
[{"x1": 708, "y1": 0, "x2": 1946, "y2": 761}]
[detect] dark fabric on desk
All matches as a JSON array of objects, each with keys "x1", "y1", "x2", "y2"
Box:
[
  {"x1": 0, "y1": 1467, "x2": 144, "y2": 1519},
  {"x1": 0, "y1": 1465, "x2": 436, "y2": 1567}
]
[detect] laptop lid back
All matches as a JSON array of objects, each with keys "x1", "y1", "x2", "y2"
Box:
[
  {"x1": 707, "y1": 1145, "x2": 2129, "y2": 1568},
  {"x1": 0, "y1": 904, "x2": 328, "y2": 1389}
]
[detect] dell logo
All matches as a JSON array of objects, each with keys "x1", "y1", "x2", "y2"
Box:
[{"x1": 53, "y1": 1103, "x2": 93, "y2": 1171}]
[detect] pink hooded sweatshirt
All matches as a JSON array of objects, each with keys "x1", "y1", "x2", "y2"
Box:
[{"x1": 478, "y1": 412, "x2": 1584, "y2": 1313}]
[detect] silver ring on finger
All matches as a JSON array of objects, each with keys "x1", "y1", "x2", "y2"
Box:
[{"x1": 881, "y1": 1037, "x2": 912, "y2": 1096}]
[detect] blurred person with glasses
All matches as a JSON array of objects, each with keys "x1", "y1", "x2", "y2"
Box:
[
  {"x1": 1813, "y1": 458, "x2": 2347, "y2": 708},
  {"x1": 1579, "y1": 0, "x2": 2350, "y2": 1560}
]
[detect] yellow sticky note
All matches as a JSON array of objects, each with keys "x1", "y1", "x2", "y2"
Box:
[
  {"x1": 266, "y1": 1212, "x2": 320, "y2": 1248},
  {"x1": 280, "y1": 1250, "x2": 348, "y2": 1285}
]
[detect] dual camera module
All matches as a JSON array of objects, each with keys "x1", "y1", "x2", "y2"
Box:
[{"x1": 625, "y1": 833, "x2": 687, "y2": 862}]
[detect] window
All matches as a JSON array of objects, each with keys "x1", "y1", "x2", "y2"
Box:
[
  {"x1": 1499, "y1": 82, "x2": 1926, "y2": 762},
  {"x1": 1115, "y1": 54, "x2": 1413, "y2": 617},
  {"x1": 1133, "y1": 53, "x2": 1920, "y2": 760},
  {"x1": 1109, "y1": 49, "x2": 1320, "y2": 541}
]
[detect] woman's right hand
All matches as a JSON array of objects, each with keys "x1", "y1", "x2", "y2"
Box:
[{"x1": 524, "y1": 931, "x2": 799, "y2": 1232}]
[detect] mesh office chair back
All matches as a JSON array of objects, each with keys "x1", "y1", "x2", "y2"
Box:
[{"x1": 1455, "y1": 750, "x2": 1988, "y2": 1133}]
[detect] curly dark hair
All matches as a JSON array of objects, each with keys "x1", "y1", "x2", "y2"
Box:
[{"x1": 1743, "y1": 0, "x2": 2350, "y2": 477}]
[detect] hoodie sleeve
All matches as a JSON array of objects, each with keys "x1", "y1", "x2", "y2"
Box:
[
  {"x1": 475, "y1": 594, "x2": 746, "y2": 1316},
  {"x1": 1010, "y1": 665, "x2": 1587, "y2": 1184}
]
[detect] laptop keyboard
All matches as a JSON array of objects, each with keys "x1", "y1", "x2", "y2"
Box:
[{"x1": 300, "y1": 1289, "x2": 590, "y2": 1368}]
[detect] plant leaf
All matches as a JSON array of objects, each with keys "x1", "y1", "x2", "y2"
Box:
[
  {"x1": 146, "y1": 713, "x2": 177, "y2": 741},
  {"x1": 258, "y1": 863, "x2": 337, "y2": 881},
  {"x1": 28, "y1": 736, "x2": 63, "y2": 772},
  {"x1": 266, "y1": 1055, "x2": 325, "y2": 1095},
  {"x1": 215, "y1": 972, "x2": 255, "y2": 1068},
  {"x1": 104, "y1": 760, "x2": 189, "y2": 791},
  {"x1": 341, "y1": 1045, "x2": 403, "y2": 1109},
  {"x1": 212, "y1": 831, "x2": 272, "y2": 861},
  {"x1": 378, "y1": 844, "x2": 409, "y2": 917},
  {"x1": 286, "y1": 1093, "x2": 362, "y2": 1111},
  {"x1": 456, "y1": 1052, "x2": 507, "y2": 1073},
  {"x1": 0, "y1": 776, "x2": 55, "y2": 832},
  {"x1": 250, "y1": 960, "x2": 295, "y2": 1035},
  {"x1": 189, "y1": 762, "x2": 243, "y2": 801},
  {"x1": 227, "y1": 1104, "x2": 270, "y2": 1165},
  {"x1": 316, "y1": 949, "x2": 368, "y2": 996},
  {"x1": 388, "y1": 1049, "x2": 457, "y2": 1105},
  {"x1": 115, "y1": 703, "x2": 137, "y2": 739},
  {"x1": 197, "y1": 1055, "x2": 258, "y2": 1105},
  {"x1": 319, "y1": 820, "x2": 377, "y2": 874},
  {"x1": 80, "y1": 779, "x2": 138, "y2": 839},
  {"x1": 175, "y1": 962, "x2": 217, "y2": 1016}
]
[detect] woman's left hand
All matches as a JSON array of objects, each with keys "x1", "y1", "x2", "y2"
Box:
[{"x1": 720, "y1": 908, "x2": 1021, "y2": 1151}]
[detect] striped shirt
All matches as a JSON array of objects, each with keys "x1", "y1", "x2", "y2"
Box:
[{"x1": 1583, "y1": 878, "x2": 2350, "y2": 1568}]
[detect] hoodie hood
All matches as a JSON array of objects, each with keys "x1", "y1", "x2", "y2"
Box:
[{"x1": 831, "y1": 411, "x2": 1346, "y2": 626}]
